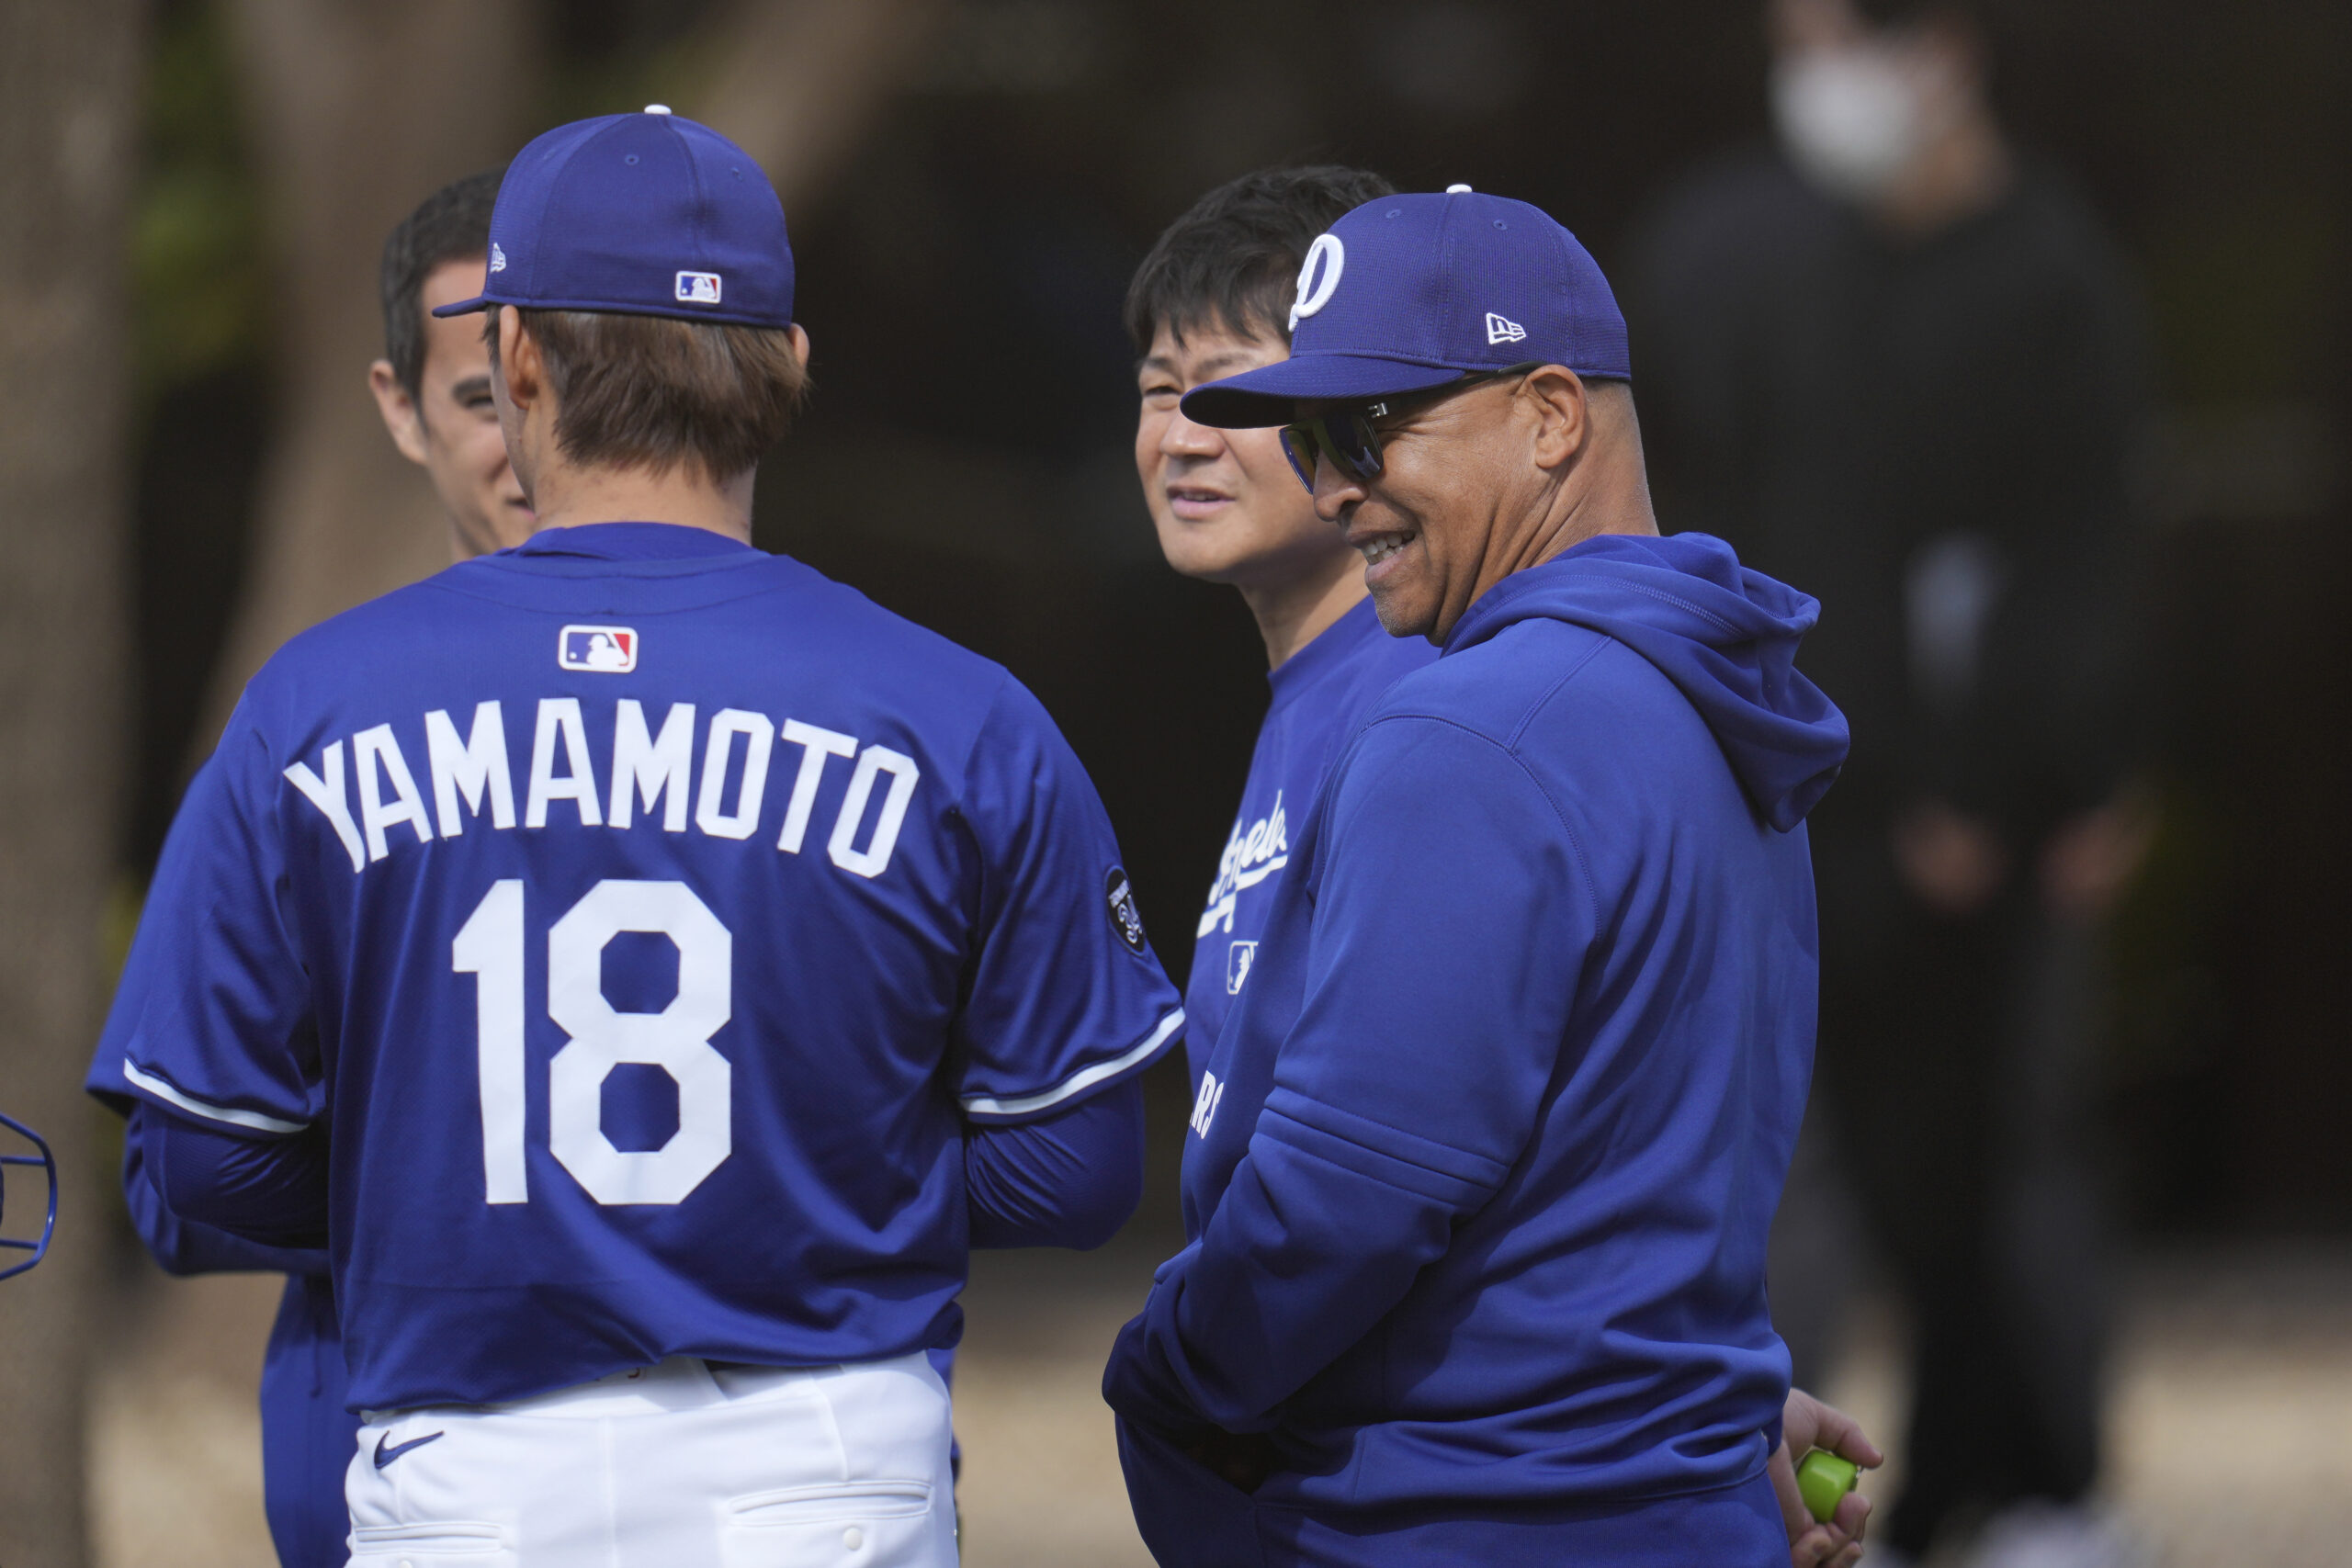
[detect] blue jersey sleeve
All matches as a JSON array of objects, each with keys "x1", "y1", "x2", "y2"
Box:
[
  {"x1": 144, "y1": 1106, "x2": 332, "y2": 1249},
  {"x1": 119, "y1": 1107, "x2": 330, "y2": 1274},
  {"x1": 117, "y1": 706, "x2": 324, "y2": 1139},
  {"x1": 1105, "y1": 716, "x2": 1595, "y2": 1433},
  {"x1": 88, "y1": 775, "x2": 330, "y2": 1278},
  {"x1": 951, "y1": 677, "x2": 1183, "y2": 1124},
  {"x1": 966, "y1": 1078, "x2": 1145, "y2": 1250}
]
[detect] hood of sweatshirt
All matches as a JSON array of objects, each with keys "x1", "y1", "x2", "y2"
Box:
[{"x1": 1444, "y1": 531, "x2": 1849, "y2": 831}]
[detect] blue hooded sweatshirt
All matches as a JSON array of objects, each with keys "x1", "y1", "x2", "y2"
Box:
[{"x1": 1104, "y1": 533, "x2": 1849, "y2": 1566}]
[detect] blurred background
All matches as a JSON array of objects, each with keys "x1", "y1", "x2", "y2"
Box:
[{"x1": 0, "y1": 0, "x2": 2346, "y2": 1563}]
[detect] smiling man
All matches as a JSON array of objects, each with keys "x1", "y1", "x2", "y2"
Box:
[
  {"x1": 368, "y1": 167, "x2": 538, "y2": 559},
  {"x1": 1102, "y1": 187, "x2": 1852, "y2": 1566},
  {"x1": 1126, "y1": 166, "x2": 1431, "y2": 1085}
]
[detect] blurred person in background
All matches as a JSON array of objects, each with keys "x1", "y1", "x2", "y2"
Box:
[
  {"x1": 84, "y1": 167, "x2": 522, "y2": 1568},
  {"x1": 1632, "y1": 1, "x2": 2151, "y2": 1563},
  {"x1": 1120, "y1": 171, "x2": 1876, "y2": 1568}
]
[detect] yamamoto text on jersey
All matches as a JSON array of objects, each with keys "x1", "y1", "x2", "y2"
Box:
[{"x1": 285, "y1": 698, "x2": 919, "y2": 878}]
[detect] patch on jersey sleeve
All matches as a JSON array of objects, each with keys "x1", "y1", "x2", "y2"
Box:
[
  {"x1": 1105, "y1": 868, "x2": 1148, "y2": 954},
  {"x1": 559, "y1": 625, "x2": 639, "y2": 673}
]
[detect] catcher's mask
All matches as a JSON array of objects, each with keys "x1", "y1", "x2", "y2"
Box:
[{"x1": 0, "y1": 1111, "x2": 57, "y2": 1281}]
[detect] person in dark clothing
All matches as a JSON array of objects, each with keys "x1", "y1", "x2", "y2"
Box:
[{"x1": 1630, "y1": 2, "x2": 2152, "y2": 1564}]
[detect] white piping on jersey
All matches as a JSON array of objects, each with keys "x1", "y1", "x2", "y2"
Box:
[
  {"x1": 960, "y1": 1009, "x2": 1185, "y2": 1119},
  {"x1": 121, "y1": 1060, "x2": 309, "y2": 1135}
]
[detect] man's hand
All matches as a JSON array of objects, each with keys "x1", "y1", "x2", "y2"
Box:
[{"x1": 1772, "y1": 1387, "x2": 1883, "y2": 1568}]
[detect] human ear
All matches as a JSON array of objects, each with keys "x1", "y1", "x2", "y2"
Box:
[
  {"x1": 497, "y1": 309, "x2": 543, "y2": 411},
  {"x1": 368, "y1": 359, "x2": 430, "y2": 466},
  {"x1": 1525, "y1": 367, "x2": 1591, "y2": 471}
]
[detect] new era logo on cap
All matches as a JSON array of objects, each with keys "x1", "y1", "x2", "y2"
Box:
[
  {"x1": 1486, "y1": 312, "x2": 1527, "y2": 345},
  {"x1": 675, "y1": 270, "x2": 721, "y2": 305},
  {"x1": 560, "y1": 625, "x2": 638, "y2": 673}
]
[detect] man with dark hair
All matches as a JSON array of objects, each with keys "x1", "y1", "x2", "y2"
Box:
[
  {"x1": 86, "y1": 167, "x2": 536, "y2": 1568},
  {"x1": 1631, "y1": 1, "x2": 2149, "y2": 1562},
  {"x1": 1105, "y1": 182, "x2": 1855, "y2": 1566},
  {"x1": 109, "y1": 109, "x2": 1181, "y2": 1564},
  {"x1": 1125, "y1": 165, "x2": 1399, "y2": 367},
  {"x1": 368, "y1": 164, "x2": 537, "y2": 559},
  {"x1": 1127, "y1": 166, "x2": 1427, "y2": 1068}
]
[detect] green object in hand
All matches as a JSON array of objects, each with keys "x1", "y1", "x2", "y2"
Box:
[{"x1": 1796, "y1": 1449, "x2": 1860, "y2": 1523}]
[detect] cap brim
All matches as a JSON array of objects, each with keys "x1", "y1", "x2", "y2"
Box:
[
  {"x1": 429, "y1": 295, "x2": 495, "y2": 318},
  {"x1": 1180, "y1": 354, "x2": 1471, "y2": 428}
]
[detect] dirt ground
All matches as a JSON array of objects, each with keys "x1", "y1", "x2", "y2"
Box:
[{"x1": 90, "y1": 1240, "x2": 2352, "y2": 1567}]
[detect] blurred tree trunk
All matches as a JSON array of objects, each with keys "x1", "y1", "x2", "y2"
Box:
[
  {"x1": 198, "y1": 0, "x2": 944, "y2": 743},
  {"x1": 0, "y1": 0, "x2": 144, "y2": 1560},
  {"x1": 698, "y1": 0, "x2": 947, "y2": 210},
  {"x1": 198, "y1": 0, "x2": 538, "y2": 739}
]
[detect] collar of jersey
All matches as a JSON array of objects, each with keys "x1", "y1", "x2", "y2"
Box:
[
  {"x1": 507, "y1": 522, "x2": 759, "y2": 563},
  {"x1": 1267, "y1": 593, "x2": 1390, "y2": 706}
]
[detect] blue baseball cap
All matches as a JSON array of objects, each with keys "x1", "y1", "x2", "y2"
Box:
[
  {"x1": 1181, "y1": 186, "x2": 1629, "y2": 428},
  {"x1": 433, "y1": 107, "x2": 794, "y2": 330}
]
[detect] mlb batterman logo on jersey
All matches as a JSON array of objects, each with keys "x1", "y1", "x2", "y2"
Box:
[{"x1": 559, "y1": 625, "x2": 638, "y2": 672}]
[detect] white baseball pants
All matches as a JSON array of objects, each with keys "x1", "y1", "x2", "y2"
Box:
[{"x1": 344, "y1": 1353, "x2": 956, "y2": 1567}]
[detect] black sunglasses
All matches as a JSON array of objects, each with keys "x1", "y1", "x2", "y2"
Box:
[{"x1": 1276, "y1": 363, "x2": 1542, "y2": 492}]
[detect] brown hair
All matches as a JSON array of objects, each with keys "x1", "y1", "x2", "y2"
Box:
[{"x1": 492, "y1": 308, "x2": 809, "y2": 481}]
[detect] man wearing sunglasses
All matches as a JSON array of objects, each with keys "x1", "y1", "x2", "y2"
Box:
[{"x1": 1103, "y1": 186, "x2": 1853, "y2": 1565}]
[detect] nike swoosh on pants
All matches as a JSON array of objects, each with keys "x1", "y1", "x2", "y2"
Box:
[{"x1": 374, "y1": 1430, "x2": 446, "y2": 1470}]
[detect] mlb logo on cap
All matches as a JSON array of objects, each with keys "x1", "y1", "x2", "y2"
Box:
[
  {"x1": 433, "y1": 107, "x2": 794, "y2": 331},
  {"x1": 560, "y1": 625, "x2": 639, "y2": 673}
]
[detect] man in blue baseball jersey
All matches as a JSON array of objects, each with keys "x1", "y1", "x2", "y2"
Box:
[
  {"x1": 86, "y1": 167, "x2": 533, "y2": 1568},
  {"x1": 1124, "y1": 169, "x2": 1879, "y2": 1568},
  {"x1": 1102, "y1": 186, "x2": 1853, "y2": 1565},
  {"x1": 111, "y1": 109, "x2": 1180, "y2": 1566},
  {"x1": 1126, "y1": 167, "x2": 1434, "y2": 1089}
]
